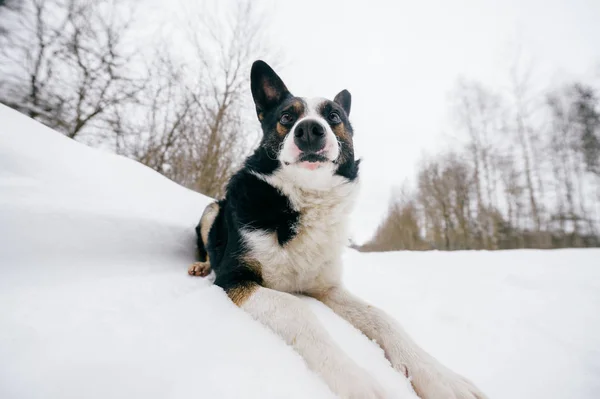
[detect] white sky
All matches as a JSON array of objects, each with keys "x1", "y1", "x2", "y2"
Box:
[{"x1": 149, "y1": 0, "x2": 600, "y2": 243}]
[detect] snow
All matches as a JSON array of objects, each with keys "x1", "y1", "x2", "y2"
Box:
[{"x1": 1, "y1": 104, "x2": 599, "y2": 398}]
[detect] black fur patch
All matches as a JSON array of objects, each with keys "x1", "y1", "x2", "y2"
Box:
[
  {"x1": 227, "y1": 166, "x2": 300, "y2": 246},
  {"x1": 195, "y1": 223, "x2": 208, "y2": 262}
]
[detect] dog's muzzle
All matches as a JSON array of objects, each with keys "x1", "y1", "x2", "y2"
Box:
[{"x1": 294, "y1": 119, "x2": 326, "y2": 153}]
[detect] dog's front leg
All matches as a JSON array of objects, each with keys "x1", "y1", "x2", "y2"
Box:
[
  {"x1": 226, "y1": 282, "x2": 388, "y2": 399},
  {"x1": 313, "y1": 287, "x2": 487, "y2": 399}
]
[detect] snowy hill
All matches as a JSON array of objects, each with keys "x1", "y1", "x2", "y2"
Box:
[{"x1": 1, "y1": 104, "x2": 599, "y2": 399}]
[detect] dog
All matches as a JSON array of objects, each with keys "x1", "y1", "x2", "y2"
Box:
[{"x1": 188, "y1": 60, "x2": 486, "y2": 399}]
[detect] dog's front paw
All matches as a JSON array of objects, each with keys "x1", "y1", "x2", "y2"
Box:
[
  {"x1": 406, "y1": 363, "x2": 486, "y2": 399},
  {"x1": 188, "y1": 261, "x2": 211, "y2": 277}
]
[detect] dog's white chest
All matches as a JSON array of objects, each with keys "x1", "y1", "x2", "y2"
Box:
[{"x1": 242, "y1": 173, "x2": 359, "y2": 293}]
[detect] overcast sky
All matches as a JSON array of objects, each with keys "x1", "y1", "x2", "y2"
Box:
[{"x1": 150, "y1": 0, "x2": 600, "y2": 243}]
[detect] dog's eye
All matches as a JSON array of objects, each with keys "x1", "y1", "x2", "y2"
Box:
[
  {"x1": 280, "y1": 113, "x2": 294, "y2": 125},
  {"x1": 328, "y1": 112, "x2": 341, "y2": 124}
]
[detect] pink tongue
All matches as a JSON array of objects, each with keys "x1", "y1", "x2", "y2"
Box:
[{"x1": 298, "y1": 161, "x2": 320, "y2": 170}]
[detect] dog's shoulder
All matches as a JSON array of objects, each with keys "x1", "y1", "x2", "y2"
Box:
[{"x1": 225, "y1": 153, "x2": 301, "y2": 246}]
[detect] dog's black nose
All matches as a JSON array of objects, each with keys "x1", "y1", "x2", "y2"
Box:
[{"x1": 294, "y1": 119, "x2": 326, "y2": 152}]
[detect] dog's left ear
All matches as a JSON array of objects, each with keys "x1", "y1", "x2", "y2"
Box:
[
  {"x1": 251, "y1": 60, "x2": 291, "y2": 120},
  {"x1": 334, "y1": 89, "x2": 351, "y2": 116}
]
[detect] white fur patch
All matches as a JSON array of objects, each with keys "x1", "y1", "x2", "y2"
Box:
[
  {"x1": 241, "y1": 286, "x2": 387, "y2": 398},
  {"x1": 317, "y1": 287, "x2": 488, "y2": 398},
  {"x1": 244, "y1": 169, "x2": 359, "y2": 293}
]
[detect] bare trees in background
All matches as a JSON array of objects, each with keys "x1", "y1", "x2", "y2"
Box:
[
  {"x1": 361, "y1": 78, "x2": 600, "y2": 252},
  {"x1": 172, "y1": 1, "x2": 267, "y2": 197},
  {"x1": 360, "y1": 185, "x2": 427, "y2": 252},
  {"x1": 2, "y1": 1, "x2": 597, "y2": 250},
  {"x1": 572, "y1": 85, "x2": 600, "y2": 177},
  {"x1": 116, "y1": 1, "x2": 269, "y2": 197},
  {"x1": 453, "y1": 79, "x2": 506, "y2": 249},
  {"x1": 0, "y1": 0, "x2": 142, "y2": 142},
  {"x1": 545, "y1": 83, "x2": 600, "y2": 246},
  {"x1": 0, "y1": 0, "x2": 272, "y2": 198}
]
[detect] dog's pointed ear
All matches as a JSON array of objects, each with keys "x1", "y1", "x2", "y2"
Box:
[
  {"x1": 251, "y1": 60, "x2": 290, "y2": 120},
  {"x1": 334, "y1": 89, "x2": 351, "y2": 116}
]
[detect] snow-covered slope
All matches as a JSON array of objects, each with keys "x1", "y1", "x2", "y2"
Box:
[{"x1": 1, "y1": 104, "x2": 599, "y2": 399}]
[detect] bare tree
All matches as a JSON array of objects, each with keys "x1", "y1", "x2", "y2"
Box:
[
  {"x1": 452, "y1": 79, "x2": 507, "y2": 249},
  {"x1": 572, "y1": 84, "x2": 600, "y2": 177},
  {"x1": 508, "y1": 58, "x2": 546, "y2": 244},
  {"x1": 360, "y1": 185, "x2": 428, "y2": 252},
  {"x1": 125, "y1": 0, "x2": 275, "y2": 198},
  {"x1": 181, "y1": 1, "x2": 271, "y2": 197},
  {"x1": 497, "y1": 153, "x2": 525, "y2": 247},
  {"x1": 546, "y1": 88, "x2": 582, "y2": 243},
  {"x1": 546, "y1": 83, "x2": 600, "y2": 245},
  {"x1": 0, "y1": 0, "x2": 143, "y2": 142},
  {"x1": 416, "y1": 153, "x2": 476, "y2": 250}
]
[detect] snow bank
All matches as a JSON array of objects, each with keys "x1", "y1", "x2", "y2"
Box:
[{"x1": 1, "y1": 105, "x2": 599, "y2": 398}]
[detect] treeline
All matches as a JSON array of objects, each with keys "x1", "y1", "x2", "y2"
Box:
[
  {"x1": 360, "y1": 77, "x2": 600, "y2": 251},
  {"x1": 0, "y1": 0, "x2": 270, "y2": 198},
  {"x1": 3, "y1": 2, "x2": 599, "y2": 252}
]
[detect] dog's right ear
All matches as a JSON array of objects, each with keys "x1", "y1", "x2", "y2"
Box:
[{"x1": 251, "y1": 60, "x2": 291, "y2": 121}]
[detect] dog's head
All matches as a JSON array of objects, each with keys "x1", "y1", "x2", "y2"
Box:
[{"x1": 249, "y1": 60, "x2": 358, "y2": 187}]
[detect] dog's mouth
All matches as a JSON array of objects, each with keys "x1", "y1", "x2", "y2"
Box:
[
  {"x1": 284, "y1": 152, "x2": 331, "y2": 170},
  {"x1": 299, "y1": 153, "x2": 329, "y2": 163}
]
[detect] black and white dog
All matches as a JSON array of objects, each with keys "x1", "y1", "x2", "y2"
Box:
[{"x1": 188, "y1": 61, "x2": 486, "y2": 399}]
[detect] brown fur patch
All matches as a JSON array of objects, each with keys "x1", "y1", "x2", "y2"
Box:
[
  {"x1": 307, "y1": 291, "x2": 327, "y2": 303},
  {"x1": 200, "y1": 202, "x2": 219, "y2": 245},
  {"x1": 332, "y1": 124, "x2": 353, "y2": 164},
  {"x1": 332, "y1": 123, "x2": 352, "y2": 142},
  {"x1": 241, "y1": 256, "x2": 262, "y2": 276},
  {"x1": 227, "y1": 282, "x2": 258, "y2": 306},
  {"x1": 276, "y1": 123, "x2": 288, "y2": 137},
  {"x1": 290, "y1": 100, "x2": 304, "y2": 115}
]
